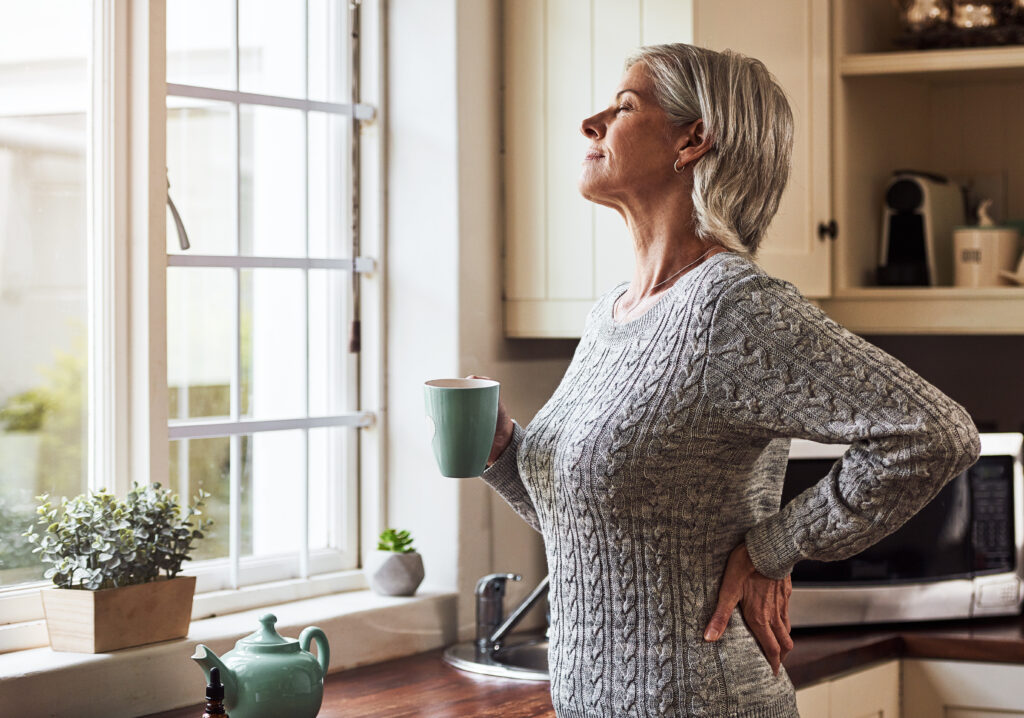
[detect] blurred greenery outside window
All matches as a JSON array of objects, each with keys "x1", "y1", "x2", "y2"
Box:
[{"x1": 0, "y1": 1, "x2": 90, "y2": 587}]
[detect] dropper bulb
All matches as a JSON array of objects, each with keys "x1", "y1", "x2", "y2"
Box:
[{"x1": 207, "y1": 666, "x2": 225, "y2": 701}]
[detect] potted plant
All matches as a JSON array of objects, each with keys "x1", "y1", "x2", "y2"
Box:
[
  {"x1": 23, "y1": 482, "x2": 212, "y2": 653},
  {"x1": 366, "y1": 528, "x2": 424, "y2": 596}
]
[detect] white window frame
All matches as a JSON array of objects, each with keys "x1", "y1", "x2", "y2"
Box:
[{"x1": 0, "y1": 0, "x2": 386, "y2": 654}]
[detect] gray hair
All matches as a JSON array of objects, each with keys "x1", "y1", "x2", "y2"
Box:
[{"x1": 624, "y1": 44, "x2": 794, "y2": 258}]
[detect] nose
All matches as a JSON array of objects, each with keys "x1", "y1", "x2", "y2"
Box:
[{"x1": 580, "y1": 111, "x2": 605, "y2": 140}]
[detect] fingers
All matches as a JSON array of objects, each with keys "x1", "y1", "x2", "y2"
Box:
[
  {"x1": 772, "y1": 616, "x2": 794, "y2": 668},
  {"x1": 704, "y1": 581, "x2": 741, "y2": 642},
  {"x1": 746, "y1": 611, "x2": 783, "y2": 676},
  {"x1": 782, "y1": 577, "x2": 792, "y2": 634},
  {"x1": 740, "y1": 575, "x2": 793, "y2": 677}
]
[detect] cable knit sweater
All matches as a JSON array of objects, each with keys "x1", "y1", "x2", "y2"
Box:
[{"x1": 480, "y1": 251, "x2": 981, "y2": 718}]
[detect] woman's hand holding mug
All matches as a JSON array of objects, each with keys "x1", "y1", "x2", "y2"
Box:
[{"x1": 466, "y1": 374, "x2": 513, "y2": 467}]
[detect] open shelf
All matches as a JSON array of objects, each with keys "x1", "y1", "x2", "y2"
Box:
[
  {"x1": 833, "y1": 286, "x2": 1024, "y2": 299},
  {"x1": 819, "y1": 292, "x2": 1024, "y2": 334},
  {"x1": 841, "y1": 45, "x2": 1024, "y2": 81}
]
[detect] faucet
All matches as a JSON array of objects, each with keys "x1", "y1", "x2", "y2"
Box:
[{"x1": 475, "y1": 572, "x2": 550, "y2": 656}]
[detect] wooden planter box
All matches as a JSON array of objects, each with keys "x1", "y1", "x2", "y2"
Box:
[{"x1": 41, "y1": 575, "x2": 196, "y2": 653}]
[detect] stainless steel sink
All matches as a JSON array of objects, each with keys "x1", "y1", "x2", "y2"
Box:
[
  {"x1": 442, "y1": 572, "x2": 551, "y2": 681},
  {"x1": 443, "y1": 629, "x2": 549, "y2": 680}
]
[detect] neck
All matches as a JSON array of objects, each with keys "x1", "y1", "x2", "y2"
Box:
[
  {"x1": 614, "y1": 196, "x2": 724, "y2": 311},
  {"x1": 612, "y1": 186, "x2": 716, "y2": 291}
]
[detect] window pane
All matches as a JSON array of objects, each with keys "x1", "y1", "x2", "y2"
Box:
[
  {"x1": 308, "y1": 0, "x2": 348, "y2": 104},
  {"x1": 309, "y1": 269, "x2": 349, "y2": 417},
  {"x1": 244, "y1": 430, "x2": 304, "y2": 557},
  {"x1": 168, "y1": 268, "x2": 235, "y2": 419},
  {"x1": 167, "y1": 99, "x2": 236, "y2": 255},
  {"x1": 167, "y1": 0, "x2": 235, "y2": 91},
  {"x1": 239, "y1": 0, "x2": 305, "y2": 99},
  {"x1": 240, "y1": 105, "x2": 305, "y2": 257},
  {"x1": 308, "y1": 111, "x2": 350, "y2": 259},
  {"x1": 169, "y1": 436, "x2": 238, "y2": 561},
  {"x1": 308, "y1": 427, "x2": 347, "y2": 551},
  {"x1": 241, "y1": 269, "x2": 306, "y2": 419},
  {"x1": 0, "y1": 0, "x2": 89, "y2": 587}
]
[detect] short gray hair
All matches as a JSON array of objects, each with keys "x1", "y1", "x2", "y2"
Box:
[{"x1": 624, "y1": 44, "x2": 794, "y2": 258}]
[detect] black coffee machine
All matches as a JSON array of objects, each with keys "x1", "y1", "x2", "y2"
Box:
[{"x1": 877, "y1": 170, "x2": 966, "y2": 287}]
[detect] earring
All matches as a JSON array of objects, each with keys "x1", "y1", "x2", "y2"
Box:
[{"x1": 673, "y1": 158, "x2": 686, "y2": 174}]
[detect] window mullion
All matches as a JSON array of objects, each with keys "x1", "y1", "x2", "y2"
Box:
[
  {"x1": 302, "y1": 0, "x2": 312, "y2": 578},
  {"x1": 89, "y1": 0, "x2": 132, "y2": 495}
]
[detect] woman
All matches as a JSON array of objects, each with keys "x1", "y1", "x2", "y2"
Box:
[{"x1": 475, "y1": 44, "x2": 981, "y2": 717}]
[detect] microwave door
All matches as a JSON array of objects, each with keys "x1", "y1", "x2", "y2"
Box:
[{"x1": 782, "y1": 460, "x2": 974, "y2": 585}]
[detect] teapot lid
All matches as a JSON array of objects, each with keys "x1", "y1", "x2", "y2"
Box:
[{"x1": 236, "y1": 614, "x2": 299, "y2": 653}]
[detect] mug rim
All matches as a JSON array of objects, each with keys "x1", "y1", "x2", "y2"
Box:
[{"x1": 424, "y1": 378, "x2": 499, "y2": 389}]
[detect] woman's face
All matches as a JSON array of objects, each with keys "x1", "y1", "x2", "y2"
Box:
[{"x1": 578, "y1": 62, "x2": 692, "y2": 210}]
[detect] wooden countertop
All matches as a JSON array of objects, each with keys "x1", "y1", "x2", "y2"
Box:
[{"x1": 146, "y1": 614, "x2": 1024, "y2": 718}]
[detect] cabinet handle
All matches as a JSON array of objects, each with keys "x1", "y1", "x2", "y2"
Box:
[{"x1": 817, "y1": 220, "x2": 838, "y2": 240}]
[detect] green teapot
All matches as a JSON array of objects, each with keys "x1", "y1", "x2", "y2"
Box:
[{"x1": 192, "y1": 613, "x2": 329, "y2": 718}]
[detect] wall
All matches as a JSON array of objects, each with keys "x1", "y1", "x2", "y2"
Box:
[
  {"x1": 863, "y1": 334, "x2": 1024, "y2": 434},
  {"x1": 386, "y1": 0, "x2": 574, "y2": 641}
]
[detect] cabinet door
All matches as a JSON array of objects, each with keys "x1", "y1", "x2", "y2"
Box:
[
  {"x1": 903, "y1": 659, "x2": 1024, "y2": 718},
  {"x1": 828, "y1": 660, "x2": 900, "y2": 718},
  {"x1": 796, "y1": 681, "x2": 830, "y2": 717},
  {"x1": 503, "y1": 0, "x2": 695, "y2": 337},
  {"x1": 694, "y1": 0, "x2": 832, "y2": 298}
]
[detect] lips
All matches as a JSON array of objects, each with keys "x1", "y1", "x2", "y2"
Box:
[{"x1": 584, "y1": 152, "x2": 605, "y2": 160}]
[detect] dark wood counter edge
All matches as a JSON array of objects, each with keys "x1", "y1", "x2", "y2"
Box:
[
  {"x1": 787, "y1": 613, "x2": 1024, "y2": 686},
  {"x1": 145, "y1": 614, "x2": 1024, "y2": 717}
]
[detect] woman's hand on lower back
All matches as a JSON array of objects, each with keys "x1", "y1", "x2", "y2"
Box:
[
  {"x1": 702, "y1": 542, "x2": 793, "y2": 676},
  {"x1": 466, "y1": 374, "x2": 514, "y2": 467}
]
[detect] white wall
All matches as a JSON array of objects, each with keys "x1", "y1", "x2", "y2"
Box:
[{"x1": 387, "y1": 0, "x2": 576, "y2": 640}]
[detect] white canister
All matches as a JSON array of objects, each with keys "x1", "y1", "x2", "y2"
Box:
[{"x1": 952, "y1": 227, "x2": 1020, "y2": 287}]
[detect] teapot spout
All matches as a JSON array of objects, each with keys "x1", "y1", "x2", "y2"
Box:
[{"x1": 191, "y1": 644, "x2": 237, "y2": 704}]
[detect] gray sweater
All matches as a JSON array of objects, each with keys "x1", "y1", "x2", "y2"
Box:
[{"x1": 481, "y1": 251, "x2": 981, "y2": 718}]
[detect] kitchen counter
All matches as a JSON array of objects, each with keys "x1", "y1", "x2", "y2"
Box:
[{"x1": 147, "y1": 614, "x2": 1024, "y2": 717}]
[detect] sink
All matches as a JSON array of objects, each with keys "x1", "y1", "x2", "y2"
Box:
[
  {"x1": 442, "y1": 630, "x2": 549, "y2": 681},
  {"x1": 443, "y1": 572, "x2": 550, "y2": 680}
]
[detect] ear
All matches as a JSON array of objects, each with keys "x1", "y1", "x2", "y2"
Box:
[{"x1": 675, "y1": 118, "x2": 712, "y2": 168}]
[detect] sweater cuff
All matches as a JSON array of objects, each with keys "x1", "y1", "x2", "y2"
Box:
[
  {"x1": 744, "y1": 513, "x2": 803, "y2": 580},
  {"x1": 480, "y1": 420, "x2": 524, "y2": 485}
]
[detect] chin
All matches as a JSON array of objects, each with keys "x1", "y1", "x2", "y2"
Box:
[{"x1": 577, "y1": 178, "x2": 605, "y2": 204}]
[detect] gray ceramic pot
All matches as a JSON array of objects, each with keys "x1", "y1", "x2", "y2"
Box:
[{"x1": 367, "y1": 550, "x2": 424, "y2": 596}]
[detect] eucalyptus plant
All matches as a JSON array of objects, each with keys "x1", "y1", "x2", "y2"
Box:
[
  {"x1": 23, "y1": 482, "x2": 212, "y2": 590},
  {"x1": 376, "y1": 528, "x2": 416, "y2": 553}
]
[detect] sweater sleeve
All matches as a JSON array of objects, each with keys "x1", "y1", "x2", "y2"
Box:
[
  {"x1": 479, "y1": 420, "x2": 542, "y2": 534},
  {"x1": 702, "y1": 273, "x2": 982, "y2": 580}
]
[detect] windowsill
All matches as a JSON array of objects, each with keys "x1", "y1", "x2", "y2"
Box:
[{"x1": 0, "y1": 586, "x2": 459, "y2": 718}]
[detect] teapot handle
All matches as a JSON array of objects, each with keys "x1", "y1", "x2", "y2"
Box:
[{"x1": 299, "y1": 626, "x2": 330, "y2": 677}]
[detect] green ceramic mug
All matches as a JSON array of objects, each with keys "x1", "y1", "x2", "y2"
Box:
[{"x1": 424, "y1": 378, "x2": 500, "y2": 478}]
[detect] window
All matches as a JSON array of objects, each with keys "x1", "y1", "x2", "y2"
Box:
[
  {"x1": 0, "y1": 1, "x2": 91, "y2": 588},
  {"x1": 165, "y1": 0, "x2": 370, "y2": 594},
  {"x1": 0, "y1": 0, "x2": 382, "y2": 652}
]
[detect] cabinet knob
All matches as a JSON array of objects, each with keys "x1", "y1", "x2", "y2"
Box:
[{"x1": 817, "y1": 220, "x2": 838, "y2": 240}]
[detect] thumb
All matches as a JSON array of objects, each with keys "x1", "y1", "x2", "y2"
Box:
[{"x1": 704, "y1": 587, "x2": 739, "y2": 642}]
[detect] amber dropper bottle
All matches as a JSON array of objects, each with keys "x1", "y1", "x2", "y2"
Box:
[{"x1": 203, "y1": 666, "x2": 229, "y2": 718}]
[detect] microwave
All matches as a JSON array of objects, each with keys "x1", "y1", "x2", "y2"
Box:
[{"x1": 783, "y1": 432, "x2": 1024, "y2": 627}]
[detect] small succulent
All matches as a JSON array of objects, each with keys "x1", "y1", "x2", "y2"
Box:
[
  {"x1": 377, "y1": 528, "x2": 416, "y2": 554},
  {"x1": 22, "y1": 482, "x2": 212, "y2": 590}
]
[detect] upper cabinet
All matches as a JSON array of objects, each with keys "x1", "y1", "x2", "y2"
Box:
[
  {"x1": 694, "y1": 0, "x2": 833, "y2": 298},
  {"x1": 503, "y1": 0, "x2": 695, "y2": 338},
  {"x1": 503, "y1": 0, "x2": 1024, "y2": 337}
]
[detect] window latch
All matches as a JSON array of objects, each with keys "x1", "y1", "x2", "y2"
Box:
[{"x1": 167, "y1": 171, "x2": 191, "y2": 251}]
